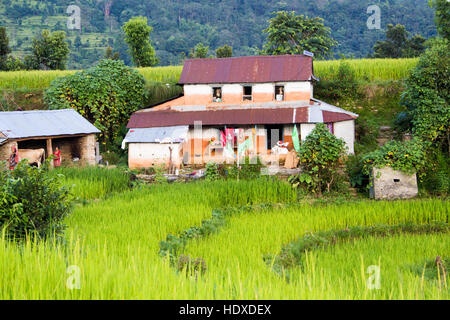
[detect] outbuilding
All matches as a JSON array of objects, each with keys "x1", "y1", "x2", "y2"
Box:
[{"x1": 0, "y1": 109, "x2": 101, "y2": 166}]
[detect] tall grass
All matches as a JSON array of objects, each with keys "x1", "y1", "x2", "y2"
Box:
[
  {"x1": 0, "y1": 178, "x2": 447, "y2": 299},
  {"x1": 51, "y1": 167, "x2": 131, "y2": 200},
  {"x1": 314, "y1": 58, "x2": 419, "y2": 82},
  {"x1": 0, "y1": 58, "x2": 417, "y2": 90}
]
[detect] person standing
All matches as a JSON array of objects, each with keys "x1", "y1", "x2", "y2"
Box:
[
  {"x1": 53, "y1": 147, "x2": 61, "y2": 167},
  {"x1": 9, "y1": 146, "x2": 19, "y2": 171}
]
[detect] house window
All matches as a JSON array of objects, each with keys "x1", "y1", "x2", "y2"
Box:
[
  {"x1": 243, "y1": 86, "x2": 252, "y2": 101},
  {"x1": 275, "y1": 86, "x2": 285, "y2": 101},
  {"x1": 212, "y1": 87, "x2": 222, "y2": 102}
]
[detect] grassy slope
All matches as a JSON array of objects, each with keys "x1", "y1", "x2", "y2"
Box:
[{"x1": 0, "y1": 180, "x2": 447, "y2": 299}]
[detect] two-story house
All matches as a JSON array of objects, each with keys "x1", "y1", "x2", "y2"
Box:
[{"x1": 124, "y1": 55, "x2": 358, "y2": 169}]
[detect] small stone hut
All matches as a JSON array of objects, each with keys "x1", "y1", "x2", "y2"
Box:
[
  {"x1": 371, "y1": 167, "x2": 418, "y2": 200},
  {"x1": 0, "y1": 109, "x2": 100, "y2": 166}
]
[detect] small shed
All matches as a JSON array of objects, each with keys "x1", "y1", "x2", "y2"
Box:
[
  {"x1": 0, "y1": 109, "x2": 100, "y2": 166},
  {"x1": 371, "y1": 167, "x2": 418, "y2": 200},
  {"x1": 122, "y1": 126, "x2": 188, "y2": 169}
]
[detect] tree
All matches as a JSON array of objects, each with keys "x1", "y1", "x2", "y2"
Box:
[
  {"x1": 400, "y1": 39, "x2": 450, "y2": 153},
  {"x1": 429, "y1": 0, "x2": 450, "y2": 40},
  {"x1": 74, "y1": 35, "x2": 82, "y2": 49},
  {"x1": 262, "y1": 11, "x2": 337, "y2": 59},
  {"x1": 105, "y1": 46, "x2": 120, "y2": 60},
  {"x1": 44, "y1": 59, "x2": 145, "y2": 145},
  {"x1": 0, "y1": 27, "x2": 11, "y2": 70},
  {"x1": 404, "y1": 35, "x2": 427, "y2": 58},
  {"x1": 215, "y1": 44, "x2": 232, "y2": 58},
  {"x1": 23, "y1": 55, "x2": 39, "y2": 70},
  {"x1": 292, "y1": 123, "x2": 346, "y2": 195},
  {"x1": 122, "y1": 16, "x2": 158, "y2": 67},
  {"x1": 189, "y1": 43, "x2": 209, "y2": 58},
  {"x1": 372, "y1": 24, "x2": 426, "y2": 58},
  {"x1": 32, "y1": 29, "x2": 70, "y2": 70}
]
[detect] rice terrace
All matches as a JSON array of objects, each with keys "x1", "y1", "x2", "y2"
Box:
[{"x1": 0, "y1": 0, "x2": 449, "y2": 308}]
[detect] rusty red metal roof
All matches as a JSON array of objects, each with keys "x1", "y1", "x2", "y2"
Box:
[
  {"x1": 128, "y1": 108, "x2": 309, "y2": 128},
  {"x1": 322, "y1": 111, "x2": 355, "y2": 122},
  {"x1": 179, "y1": 55, "x2": 314, "y2": 84}
]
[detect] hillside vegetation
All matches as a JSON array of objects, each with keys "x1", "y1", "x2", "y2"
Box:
[
  {"x1": 0, "y1": 0, "x2": 436, "y2": 67},
  {"x1": 0, "y1": 58, "x2": 418, "y2": 90}
]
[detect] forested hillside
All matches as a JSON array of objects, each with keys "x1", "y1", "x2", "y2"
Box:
[{"x1": 1, "y1": 0, "x2": 437, "y2": 68}]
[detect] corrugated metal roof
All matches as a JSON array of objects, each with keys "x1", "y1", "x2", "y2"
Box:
[
  {"x1": 179, "y1": 55, "x2": 313, "y2": 84},
  {"x1": 128, "y1": 107, "x2": 310, "y2": 128},
  {"x1": 0, "y1": 109, "x2": 100, "y2": 139},
  {"x1": 123, "y1": 126, "x2": 188, "y2": 143},
  {"x1": 128, "y1": 99, "x2": 358, "y2": 129},
  {"x1": 0, "y1": 138, "x2": 6, "y2": 145},
  {"x1": 322, "y1": 111, "x2": 354, "y2": 123}
]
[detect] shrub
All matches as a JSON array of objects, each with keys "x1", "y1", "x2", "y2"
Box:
[
  {"x1": 314, "y1": 60, "x2": 361, "y2": 101},
  {"x1": 361, "y1": 138, "x2": 426, "y2": 176},
  {"x1": 292, "y1": 123, "x2": 347, "y2": 195},
  {"x1": 345, "y1": 154, "x2": 370, "y2": 192},
  {"x1": 226, "y1": 157, "x2": 263, "y2": 180},
  {"x1": 0, "y1": 161, "x2": 73, "y2": 239},
  {"x1": 421, "y1": 149, "x2": 450, "y2": 195},
  {"x1": 205, "y1": 162, "x2": 220, "y2": 181},
  {"x1": 44, "y1": 59, "x2": 145, "y2": 146}
]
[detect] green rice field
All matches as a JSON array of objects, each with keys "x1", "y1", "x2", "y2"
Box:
[
  {"x1": 0, "y1": 58, "x2": 418, "y2": 90},
  {"x1": 0, "y1": 168, "x2": 448, "y2": 300}
]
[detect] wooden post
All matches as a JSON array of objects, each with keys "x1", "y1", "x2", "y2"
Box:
[{"x1": 46, "y1": 138, "x2": 53, "y2": 168}]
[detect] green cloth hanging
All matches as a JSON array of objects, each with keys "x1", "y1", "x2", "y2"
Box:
[{"x1": 292, "y1": 124, "x2": 301, "y2": 153}]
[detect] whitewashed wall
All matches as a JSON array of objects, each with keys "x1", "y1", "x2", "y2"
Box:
[
  {"x1": 300, "y1": 123, "x2": 316, "y2": 141},
  {"x1": 183, "y1": 82, "x2": 312, "y2": 96},
  {"x1": 334, "y1": 120, "x2": 355, "y2": 154},
  {"x1": 284, "y1": 82, "x2": 311, "y2": 93},
  {"x1": 183, "y1": 85, "x2": 212, "y2": 96},
  {"x1": 129, "y1": 143, "x2": 182, "y2": 167}
]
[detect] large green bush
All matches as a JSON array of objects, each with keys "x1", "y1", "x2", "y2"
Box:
[
  {"x1": 361, "y1": 138, "x2": 426, "y2": 176},
  {"x1": 291, "y1": 123, "x2": 346, "y2": 195},
  {"x1": 44, "y1": 59, "x2": 145, "y2": 145},
  {"x1": 400, "y1": 39, "x2": 449, "y2": 149},
  {"x1": 0, "y1": 161, "x2": 73, "y2": 239}
]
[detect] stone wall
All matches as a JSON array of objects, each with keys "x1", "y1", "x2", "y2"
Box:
[
  {"x1": 78, "y1": 134, "x2": 97, "y2": 166},
  {"x1": 0, "y1": 140, "x2": 18, "y2": 164},
  {"x1": 371, "y1": 167, "x2": 418, "y2": 200}
]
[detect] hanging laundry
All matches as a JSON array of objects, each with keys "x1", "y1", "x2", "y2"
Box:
[
  {"x1": 225, "y1": 128, "x2": 235, "y2": 145},
  {"x1": 292, "y1": 124, "x2": 301, "y2": 153},
  {"x1": 238, "y1": 136, "x2": 254, "y2": 156},
  {"x1": 220, "y1": 130, "x2": 226, "y2": 147}
]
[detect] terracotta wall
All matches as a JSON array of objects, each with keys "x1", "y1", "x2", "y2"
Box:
[{"x1": 182, "y1": 82, "x2": 313, "y2": 106}]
